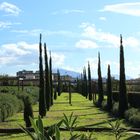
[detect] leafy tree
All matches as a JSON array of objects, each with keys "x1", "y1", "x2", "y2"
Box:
[
  {"x1": 107, "y1": 64, "x2": 113, "y2": 111},
  {"x1": 23, "y1": 96, "x2": 34, "y2": 127},
  {"x1": 39, "y1": 34, "x2": 46, "y2": 117},
  {"x1": 49, "y1": 51, "x2": 53, "y2": 106},
  {"x1": 44, "y1": 43, "x2": 51, "y2": 111},
  {"x1": 88, "y1": 62, "x2": 92, "y2": 101},
  {"x1": 97, "y1": 52, "x2": 104, "y2": 107},
  {"x1": 119, "y1": 35, "x2": 128, "y2": 117}
]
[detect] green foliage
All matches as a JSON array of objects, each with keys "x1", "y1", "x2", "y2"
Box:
[
  {"x1": 39, "y1": 34, "x2": 46, "y2": 117},
  {"x1": 23, "y1": 96, "x2": 34, "y2": 127},
  {"x1": 44, "y1": 43, "x2": 51, "y2": 111},
  {"x1": 97, "y1": 52, "x2": 104, "y2": 107},
  {"x1": 21, "y1": 115, "x2": 62, "y2": 140},
  {"x1": 119, "y1": 35, "x2": 128, "y2": 117},
  {"x1": 106, "y1": 65, "x2": 113, "y2": 111},
  {"x1": 88, "y1": 62, "x2": 92, "y2": 101},
  {"x1": 107, "y1": 119, "x2": 127, "y2": 140},
  {"x1": 125, "y1": 108, "x2": 140, "y2": 128},
  {"x1": 0, "y1": 94, "x2": 23, "y2": 122},
  {"x1": 112, "y1": 102, "x2": 119, "y2": 117}
]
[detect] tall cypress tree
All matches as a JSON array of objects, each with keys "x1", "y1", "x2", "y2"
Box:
[
  {"x1": 57, "y1": 69, "x2": 61, "y2": 96},
  {"x1": 97, "y1": 52, "x2": 103, "y2": 107},
  {"x1": 119, "y1": 35, "x2": 128, "y2": 117},
  {"x1": 83, "y1": 67, "x2": 88, "y2": 98},
  {"x1": 107, "y1": 64, "x2": 112, "y2": 111},
  {"x1": 44, "y1": 43, "x2": 50, "y2": 111},
  {"x1": 88, "y1": 62, "x2": 92, "y2": 101},
  {"x1": 39, "y1": 34, "x2": 46, "y2": 118},
  {"x1": 49, "y1": 51, "x2": 53, "y2": 106}
]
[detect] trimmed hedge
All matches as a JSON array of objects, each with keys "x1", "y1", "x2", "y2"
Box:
[
  {"x1": 0, "y1": 94, "x2": 23, "y2": 122},
  {"x1": 112, "y1": 91, "x2": 140, "y2": 108},
  {"x1": 125, "y1": 108, "x2": 140, "y2": 128}
]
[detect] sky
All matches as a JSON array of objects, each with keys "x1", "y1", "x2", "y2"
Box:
[{"x1": 0, "y1": 0, "x2": 140, "y2": 78}]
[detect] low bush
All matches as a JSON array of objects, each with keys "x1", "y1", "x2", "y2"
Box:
[
  {"x1": 0, "y1": 93, "x2": 23, "y2": 122},
  {"x1": 125, "y1": 108, "x2": 140, "y2": 128},
  {"x1": 101, "y1": 100, "x2": 108, "y2": 111},
  {"x1": 112, "y1": 102, "x2": 119, "y2": 117}
]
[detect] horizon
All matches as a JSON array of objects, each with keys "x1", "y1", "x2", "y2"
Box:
[{"x1": 0, "y1": 1, "x2": 140, "y2": 79}]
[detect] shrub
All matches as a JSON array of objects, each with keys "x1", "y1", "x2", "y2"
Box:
[
  {"x1": 0, "y1": 94, "x2": 22, "y2": 122},
  {"x1": 125, "y1": 108, "x2": 138, "y2": 121},
  {"x1": 125, "y1": 108, "x2": 140, "y2": 128},
  {"x1": 112, "y1": 102, "x2": 119, "y2": 117},
  {"x1": 101, "y1": 100, "x2": 108, "y2": 111}
]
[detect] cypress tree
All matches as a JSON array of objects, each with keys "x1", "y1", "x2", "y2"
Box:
[
  {"x1": 88, "y1": 62, "x2": 92, "y2": 101},
  {"x1": 23, "y1": 96, "x2": 33, "y2": 127},
  {"x1": 57, "y1": 69, "x2": 61, "y2": 96},
  {"x1": 83, "y1": 67, "x2": 88, "y2": 98},
  {"x1": 39, "y1": 34, "x2": 46, "y2": 118},
  {"x1": 44, "y1": 43, "x2": 50, "y2": 111},
  {"x1": 54, "y1": 87, "x2": 57, "y2": 100},
  {"x1": 119, "y1": 35, "x2": 128, "y2": 117},
  {"x1": 107, "y1": 64, "x2": 112, "y2": 111},
  {"x1": 49, "y1": 51, "x2": 53, "y2": 106},
  {"x1": 97, "y1": 52, "x2": 104, "y2": 107}
]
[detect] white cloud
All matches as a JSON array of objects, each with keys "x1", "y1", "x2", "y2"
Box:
[
  {"x1": 51, "y1": 52, "x2": 65, "y2": 67},
  {"x1": 0, "y1": 56, "x2": 16, "y2": 65},
  {"x1": 0, "y1": 2, "x2": 21, "y2": 16},
  {"x1": 75, "y1": 39, "x2": 99, "y2": 49},
  {"x1": 99, "y1": 17, "x2": 106, "y2": 21},
  {"x1": 0, "y1": 21, "x2": 12, "y2": 28},
  {"x1": 80, "y1": 23, "x2": 140, "y2": 49},
  {"x1": 101, "y1": 2, "x2": 140, "y2": 16},
  {"x1": 52, "y1": 9, "x2": 85, "y2": 15}
]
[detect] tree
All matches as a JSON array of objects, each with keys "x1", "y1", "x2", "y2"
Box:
[
  {"x1": 107, "y1": 64, "x2": 113, "y2": 111},
  {"x1": 54, "y1": 87, "x2": 57, "y2": 100},
  {"x1": 83, "y1": 67, "x2": 88, "y2": 98},
  {"x1": 57, "y1": 69, "x2": 61, "y2": 96},
  {"x1": 44, "y1": 43, "x2": 51, "y2": 111},
  {"x1": 49, "y1": 51, "x2": 53, "y2": 106},
  {"x1": 88, "y1": 62, "x2": 92, "y2": 101},
  {"x1": 97, "y1": 52, "x2": 104, "y2": 107},
  {"x1": 39, "y1": 34, "x2": 46, "y2": 117},
  {"x1": 119, "y1": 35, "x2": 128, "y2": 117},
  {"x1": 23, "y1": 96, "x2": 34, "y2": 127}
]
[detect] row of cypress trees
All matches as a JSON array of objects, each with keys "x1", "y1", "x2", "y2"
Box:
[
  {"x1": 39, "y1": 34, "x2": 53, "y2": 118},
  {"x1": 77, "y1": 35, "x2": 128, "y2": 117}
]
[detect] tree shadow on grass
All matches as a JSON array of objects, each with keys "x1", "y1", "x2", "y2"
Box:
[
  {"x1": 50, "y1": 107, "x2": 93, "y2": 112},
  {"x1": 126, "y1": 135, "x2": 140, "y2": 140},
  {"x1": 83, "y1": 118, "x2": 116, "y2": 128}
]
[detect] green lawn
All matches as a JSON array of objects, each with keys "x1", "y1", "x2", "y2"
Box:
[{"x1": 0, "y1": 92, "x2": 139, "y2": 140}]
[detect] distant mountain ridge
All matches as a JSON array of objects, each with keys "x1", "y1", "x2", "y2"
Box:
[{"x1": 53, "y1": 68, "x2": 80, "y2": 78}]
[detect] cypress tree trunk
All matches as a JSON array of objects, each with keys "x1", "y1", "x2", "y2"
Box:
[
  {"x1": 119, "y1": 35, "x2": 128, "y2": 117},
  {"x1": 97, "y1": 52, "x2": 104, "y2": 107},
  {"x1": 88, "y1": 62, "x2": 92, "y2": 101},
  {"x1": 39, "y1": 34, "x2": 46, "y2": 118},
  {"x1": 107, "y1": 65, "x2": 112, "y2": 111},
  {"x1": 44, "y1": 43, "x2": 50, "y2": 111},
  {"x1": 49, "y1": 52, "x2": 53, "y2": 106}
]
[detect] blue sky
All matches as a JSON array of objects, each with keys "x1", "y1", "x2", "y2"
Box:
[{"x1": 0, "y1": 0, "x2": 140, "y2": 78}]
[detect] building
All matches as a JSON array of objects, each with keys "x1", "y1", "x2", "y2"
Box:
[{"x1": 17, "y1": 70, "x2": 35, "y2": 79}]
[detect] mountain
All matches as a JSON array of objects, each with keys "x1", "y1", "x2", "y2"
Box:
[
  {"x1": 53, "y1": 68, "x2": 80, "y2": 78},
  {"x1": 112, "y1": 74, "x2": 132, "y2": 80}
]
